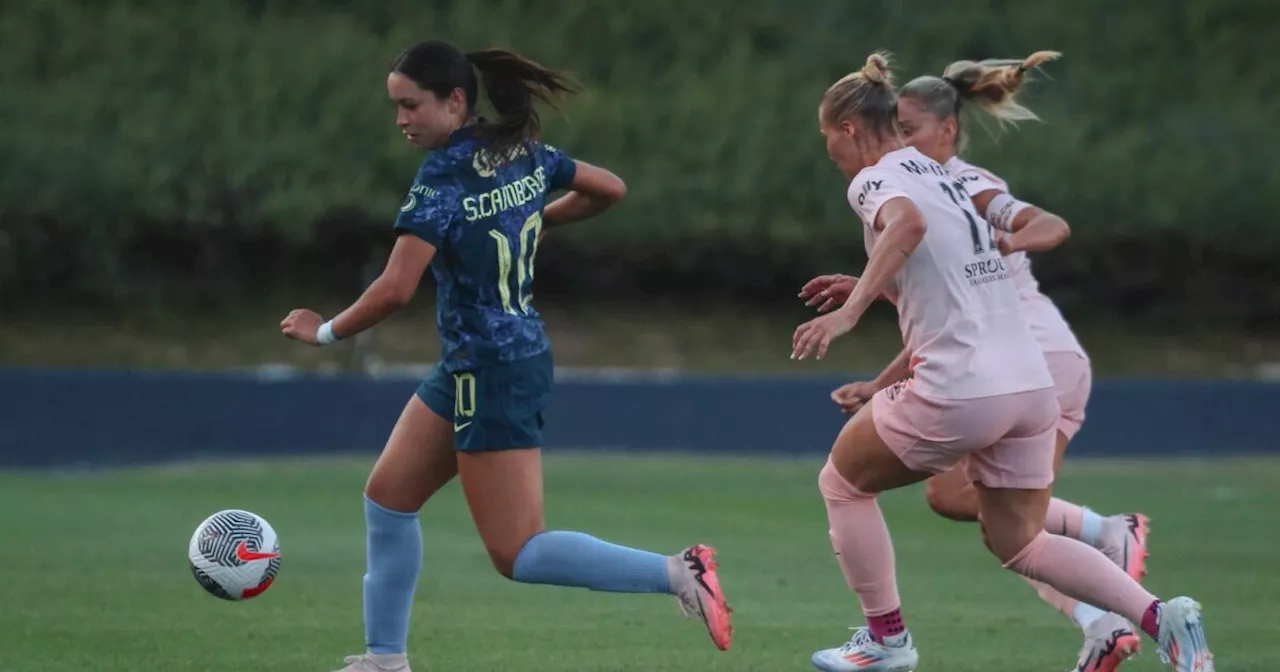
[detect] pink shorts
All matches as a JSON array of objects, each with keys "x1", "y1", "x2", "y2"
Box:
[
  {"x1": 871, "y1": 380, "x2": 1059, "y2": 489},
  {"x1": 1044, "y1": 351, "x2": 1092, "y2": 441}
]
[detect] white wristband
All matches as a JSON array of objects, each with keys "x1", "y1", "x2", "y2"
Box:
[
  {"x1": 985, "y1": 192, "x2": 1032, "y2": 233},
  {"x1": 316, "y1": 320, "x2": 338, "y2": 345}
]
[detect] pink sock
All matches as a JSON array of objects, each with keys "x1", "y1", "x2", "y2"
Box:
[
  {"x1": 1045, "y1": 498, "x2": 1085, "y2": 539},
  {"x1": 1004, "y1": 531, "x2": 1157, "y2": 630},
  {"x1": 1140, "y1": 601, "x2": 1163, "y2": 639},
  {"x1": 867, "y1": 609, "x2": 905, "y2": 640},
  {"x1": 819, "y1": 458, "x2": 904, "y2": 637},
  {"x1": 1021, "y1": 575, "x2": 1080, "y2": 621}
]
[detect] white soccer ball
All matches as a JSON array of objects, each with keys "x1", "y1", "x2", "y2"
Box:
[{"x1": 188, "y1": 509, "x2": 282, "y2": 601}]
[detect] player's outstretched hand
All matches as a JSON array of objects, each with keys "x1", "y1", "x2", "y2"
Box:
[
  {"x1": 791, "y1": 307, "x2": 860, "y2": 361},
  {"x1": 831, "y1": 381, "x2": 877, "y2": 415},
  {"x1": 281, "y1": 309, "x2": 324, "y2": 346},
  {"x1": 798, "y1": 274, "x2": 858, "y2": 312}
]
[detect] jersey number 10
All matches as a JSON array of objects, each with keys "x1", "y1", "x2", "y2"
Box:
[
  {"x1": 938, "y1": 181, "x2": 997, "y2": 255},
  {"x1": 488, "y1": 211, "x2": 543, "y2": 315}
]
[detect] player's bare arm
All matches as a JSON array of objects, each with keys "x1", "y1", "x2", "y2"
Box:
[
  {"x1": 791, "y1": 198, "x2": 925, "y2": 361},
  {"x1": 970, "y1": 188, "x2": 1070, "y2": 255},
  {"x1": 842, "y1": 197, "x2": 926, "y2": 317},
  {"x1": 542, "y1": 160, "x2": 626, "y2": 228},
  {"x1": 281, "y1": 234, "x2": 436, "y2": 345}
]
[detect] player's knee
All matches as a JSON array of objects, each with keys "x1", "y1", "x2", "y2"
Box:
[
  {"x1": 364, "y1": 453, "x2": 411, "y2": 511},
  {"x1": 925, "y1": 481, "x2": 976, "y2": 522},
  {"x1": 819, "y1": 458, "x2": 873, "y2": 502},
  {"x1": 977, "y1": 520, "x2": 996, "y2": 555},
  {"x1": 485, "y1": 532, "x2": 541, "y2": 580},
  {"x1": 485, "y1": 545, "x2": 520, "y2": 579},
  {"x1": 998, "y1": 530, "x2": 1051, "y2": 571},
  {"x1": 982, "y1": 521, "x2": 1040, "y2": 565},
  {"x1": 363, "y1": 477, "x2": 418, "y2": 514}
]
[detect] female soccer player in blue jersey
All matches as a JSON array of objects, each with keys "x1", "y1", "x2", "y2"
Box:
[{"x1": 280, "y1": 40, "x2": 732, "y2": 672}]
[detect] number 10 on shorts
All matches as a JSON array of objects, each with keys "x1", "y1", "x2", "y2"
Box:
[{"x1": 454, "y1": 373, "x2": 476, "y2": 430}]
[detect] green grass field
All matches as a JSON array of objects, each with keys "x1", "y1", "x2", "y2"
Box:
[{"x1": 2, "y1": 453, "x2": 1277, "y2": 671}]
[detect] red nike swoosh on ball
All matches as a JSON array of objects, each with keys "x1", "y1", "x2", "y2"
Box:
[{"x1": 235, "y1": 540, "x2": 280, "y2": 562}]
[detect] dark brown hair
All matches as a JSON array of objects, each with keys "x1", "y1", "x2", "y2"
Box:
[{"x1": 391, "y1": 40, "x2": 580, "y2": 152}]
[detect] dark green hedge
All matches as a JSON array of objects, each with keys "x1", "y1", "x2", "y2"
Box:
[{"x1": 3, "y1": 0, "x2": 1276, "y2": 325}]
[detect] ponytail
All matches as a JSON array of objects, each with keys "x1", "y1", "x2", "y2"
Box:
[
  {"x1": 464, "y1": 49, "x2": 580, "y2": 152},
  {"x1": 942, "y1": 51, "x2": 1061, "y2": 124}
]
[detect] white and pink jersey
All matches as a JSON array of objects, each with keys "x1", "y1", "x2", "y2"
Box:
[
  {"x1": 848, "y1": 147, "x2": 1053, "y2": 401},
  {"x1": 944, "y1": 157, "x2": 1087, "y2": 360}
]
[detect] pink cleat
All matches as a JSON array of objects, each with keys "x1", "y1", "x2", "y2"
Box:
[
  {"x1": 1098, "y1": 513, "x2": 1150, "y2": 582},
  {"x1": 670, "y1": 544, "x2": 733, "y2": 651},
  {"x1": 1073, "y1": 613, "x2": 1142, "y2": 672}
]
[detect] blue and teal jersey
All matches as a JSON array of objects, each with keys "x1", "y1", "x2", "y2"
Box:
[{"x1": 393, "y1": 124, "x2": 577, "y2": 372}]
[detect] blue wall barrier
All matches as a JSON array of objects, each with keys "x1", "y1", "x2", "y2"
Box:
[{"x1": 1, "y1": 367, "x2": 1277, "y2": 468}]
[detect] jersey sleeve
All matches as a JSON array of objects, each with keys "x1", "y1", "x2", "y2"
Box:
[
  {"x1": 954, "y1": 164, "x2": 1009, "y2": 197},
  {"x1": 951, "y1": 164, "x2": 1028, "y2": 232},
  {"x1": 392, "y1": 176, "x2": 456, "y2": 248},
  {"x1": 847, "y1": 168, "x2": 912, "y2": 229},
  {"x1": 539, "y1": 143, "x2": 578, "y2": 191}
]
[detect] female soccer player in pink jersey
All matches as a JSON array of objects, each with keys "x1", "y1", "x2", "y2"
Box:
[
  {"x1": 791, "y1": 52, "x2": 1213, "y2": 672},
  {"x1": 800, "y1": 53, "x2": 1153, "y2": 671}
]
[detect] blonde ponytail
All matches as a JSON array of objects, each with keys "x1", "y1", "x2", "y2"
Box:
[{"x1": 942, "y1": 50, "x2": 1061, "y2": 124}]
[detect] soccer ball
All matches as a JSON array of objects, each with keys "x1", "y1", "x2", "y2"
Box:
[{"x1": 188, "y1": 509, "x2": 282, "y2": 601}]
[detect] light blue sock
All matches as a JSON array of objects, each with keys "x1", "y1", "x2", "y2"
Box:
[
  {"x1": 1072, "y1": 601, "x2": 1108, "y2": 630},
  {"x1": 512, "y1": 530, "x2": 672, "y2": 594},
  {"x1": 1080, "y1": 508, "x2": 1105, "y2": 547},
  {"x1": 363, "y1": 496, "x2": 423, "y2": 655}
]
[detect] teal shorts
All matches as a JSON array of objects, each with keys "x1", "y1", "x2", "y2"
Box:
[{"x1": 416, "y1": 350, "x2": 553, "y2": 452}]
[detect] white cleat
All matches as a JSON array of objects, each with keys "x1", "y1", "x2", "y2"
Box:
[
  {"x1": 811, "y1": 626, "x2": 919, "y2": 671},
  {"x1": 330, "y1": 653, "x2": 410, "y2": 672},
  {"x1": 1155, "y1": 597, "x2": 1214, "y2": 672},
  {"x1": 1072, "y1": 613, "x2": 1142, "y2": 671}
]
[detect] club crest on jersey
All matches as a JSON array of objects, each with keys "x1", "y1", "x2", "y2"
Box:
[
  {"x1": 401, "y1": 183, "x2": 439, "y2": 213},
  {"x1": 472, "y1": 144, "x2": 530, "y2": 177}
]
